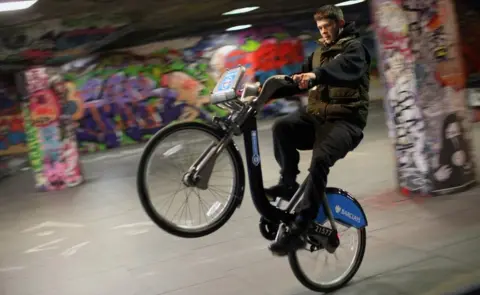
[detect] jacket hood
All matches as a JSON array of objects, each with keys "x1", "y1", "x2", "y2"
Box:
[{"x1": 339, "y1": 21, "x2": 360, "y2": 39}]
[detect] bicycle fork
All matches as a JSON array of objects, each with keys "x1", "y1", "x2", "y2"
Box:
[{"x1": 183, "y1": 131, "x2": 234, "y2": 190}]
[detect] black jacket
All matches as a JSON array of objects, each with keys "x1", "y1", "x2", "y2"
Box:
[{"x1": 304, "y1": 22, "x2": 371, "y2": 129}]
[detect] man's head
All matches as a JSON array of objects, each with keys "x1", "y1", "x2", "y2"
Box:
[{"x1": 314, "y1": 5, "x2": 345, "y2": 45}]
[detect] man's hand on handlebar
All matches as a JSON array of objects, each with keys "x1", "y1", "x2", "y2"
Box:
[{"x1": 292, "y1": 72, "x2": 316, "y2": 89}]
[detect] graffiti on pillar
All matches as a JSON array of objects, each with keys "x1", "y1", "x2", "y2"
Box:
[
  {"x1": 23, "y1": 67, "x2": 83, "y2": 191},
  {"x1": 375, "y1": 1, "x2": 429, "y2": 192},
  {"x1": 374, "y1": 0, "x2": 475, "y2": 194},
  {"x1": 50, "y1": 76, "x2": 83, "y2": 186}
]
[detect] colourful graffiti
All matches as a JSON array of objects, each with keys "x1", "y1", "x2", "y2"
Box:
[
  {"x1": 373, "y1": 0, "x2": 475, "y2": 195},
  {"x1": 0, "y1": 75, "x2": 27, "y2": 156},
  {"x1": 59, "y1": 30, "x2": 311, "y2": 152},
  {"x1": 61, "y1": 52, "x2": 220, "y2": 152},
  {"x1": 57, "y1": 26, "x2": 383, "y2": 153},
  {"x1": 0, "y1": 115, "x2": 26, "y2": 156},
  {"x1": 1, "y1": 24, "x2": 380, "y2": 155},
  {"x1": 23, "y1": 67, "x2": 83, "y2": 191},
  {"x1": 220, "y1": 37, "x2": 305, "y2": 83},
  {"x1": 0, "y1": 79, "x2": 20, "y2": 116}
]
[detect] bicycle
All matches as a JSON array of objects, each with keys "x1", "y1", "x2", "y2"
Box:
[{"x1": 137, "y1": 66, "x2": 368, "y2": 293}]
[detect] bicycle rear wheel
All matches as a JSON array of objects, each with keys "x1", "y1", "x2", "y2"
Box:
[
  {"x1": 137, "y1": 122, "x2": 245, "y2": 238},
  {"x1": 288, "y1": 221, "x2": 366, "y2": 292}
]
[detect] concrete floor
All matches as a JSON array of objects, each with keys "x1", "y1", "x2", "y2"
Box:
[{"x1": 1, "y1": 106, "x2": 480, "y2": 295}]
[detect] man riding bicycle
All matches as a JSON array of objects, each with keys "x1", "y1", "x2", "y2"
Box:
[{"x1": 266, "y1": 5, "x2": 371, "y2": 256}]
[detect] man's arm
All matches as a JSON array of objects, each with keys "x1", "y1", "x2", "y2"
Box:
[
  {"x1": 269, "y1": 53, "x2": 314, "y2": 98},
  {"x1": 312, "y1": 41, "x2": 370, "y2": 85}
]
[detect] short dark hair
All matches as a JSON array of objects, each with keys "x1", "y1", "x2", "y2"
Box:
[{"x1": 314, "y1": 5, "x2": 344, "y2": 22}]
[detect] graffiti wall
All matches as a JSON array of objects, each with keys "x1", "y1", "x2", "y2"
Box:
[
  {"x1": 373, "y1": 0, "x2": 475, "y2": 194},
  {"x1": 2, "y1": 23, "x2": 380, "y2": 155},
  {"x1": 56, "y1": 26, "x2": 378, "y2": 153},
  {"x1": 60, "y1": 52, "x2": 225, "y2": 153},
  {"x1": 22, "y1": 67, "x2": 83, "y2": 191},
  {"x1": 0, "y1": 74, "x2": 27, "y2": 156}
]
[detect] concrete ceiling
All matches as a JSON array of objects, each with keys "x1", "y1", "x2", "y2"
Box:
[
  {"x1": 0, "y1": 0, "x2": 371, "y2": 67},
  {"x1": 0, "y1": 0, "x2": 371, "y2": 29}
]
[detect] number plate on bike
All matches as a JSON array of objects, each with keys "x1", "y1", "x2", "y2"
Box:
[
  {"x1": 211, "y1": 66, "x2": 245, "y2": 104},
  {"x1": 312, "y1": 223, "x2": 334, "y2": 237}
]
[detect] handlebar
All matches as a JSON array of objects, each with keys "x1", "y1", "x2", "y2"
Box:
[
  {"x1": 210, "y1": 74, "x2": 315, "y2": 123},
  {"x1": 211, "y1": 74, "x2": 315, "y2": 135}
]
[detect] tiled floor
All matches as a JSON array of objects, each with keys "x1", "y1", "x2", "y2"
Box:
[{"x1": 1, "y1": 107, "x2": 480, "y2": 295}]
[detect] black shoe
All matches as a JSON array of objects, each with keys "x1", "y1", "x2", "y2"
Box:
[
  {"x1": 268, "y1": 217, "x2": 309, "y2": 256},
  {"x1": 268, "y1": 231, "x2": 306, "y2": 256},
  {"x1": 265, "y1": 179, "x2": 299, "y2": 201}
]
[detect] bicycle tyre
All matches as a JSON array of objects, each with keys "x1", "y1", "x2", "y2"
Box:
[
  {"x1": 288, "y1": 226, "x2": 367, "y2": 293},
  {"x1": 137, "y1": 121, "x2": 245, "y2": 238}
]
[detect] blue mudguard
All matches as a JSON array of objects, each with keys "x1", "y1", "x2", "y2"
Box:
[{"x1": 315, "y1": 187, "x2": 368, "y2": 229}]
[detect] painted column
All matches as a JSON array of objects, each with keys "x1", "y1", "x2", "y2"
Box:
[
  {"x1": 20, "y1": 67, "x2": 84, "y2": 191},
  {"x1": 371, "y1": 0, "x2": 476, "y2": 195}
]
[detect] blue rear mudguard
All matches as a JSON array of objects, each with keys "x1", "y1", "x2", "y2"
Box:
[{"x1": 315, "y1": 187, "x2": 368, "y2": 229}]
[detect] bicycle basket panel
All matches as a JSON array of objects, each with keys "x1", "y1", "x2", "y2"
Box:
[{"x1": 210, "y1": 66, "x2": 245, "y2": 105}]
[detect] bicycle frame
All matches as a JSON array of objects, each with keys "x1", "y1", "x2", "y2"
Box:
[
  {"x1": 241, "y1": 114, "x2": 296, "y2": 224},
  {"x1": 242, "y1": 114, "x2": 342, "y2": 232},
  {"x1": 188, "y1": 108, "x2": 337, "y2": 231},
  {"x1": 187, "y1": 74, "x2": 367, "y2": 232}
]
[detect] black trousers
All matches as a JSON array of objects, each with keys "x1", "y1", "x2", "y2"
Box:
[{"x1": 272, "y1": 107, "x2": 364, "y2": 221}]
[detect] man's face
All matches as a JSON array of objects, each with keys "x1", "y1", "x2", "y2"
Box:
[{"x1": 316, "y1": 18, "x2": 342, "y2": 44}]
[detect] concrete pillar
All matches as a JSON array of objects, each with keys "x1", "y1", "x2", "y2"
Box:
[
  {"x1": 20, "y1": 67, "x2": 84, "y2": 191},
  {"x1": 371, "y1": 0, "x2": 476, "y2": 195}
]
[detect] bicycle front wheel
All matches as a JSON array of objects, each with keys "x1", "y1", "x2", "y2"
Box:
[{"x1": 137, "y1": 122, "x2": 245, "y2": 238}]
